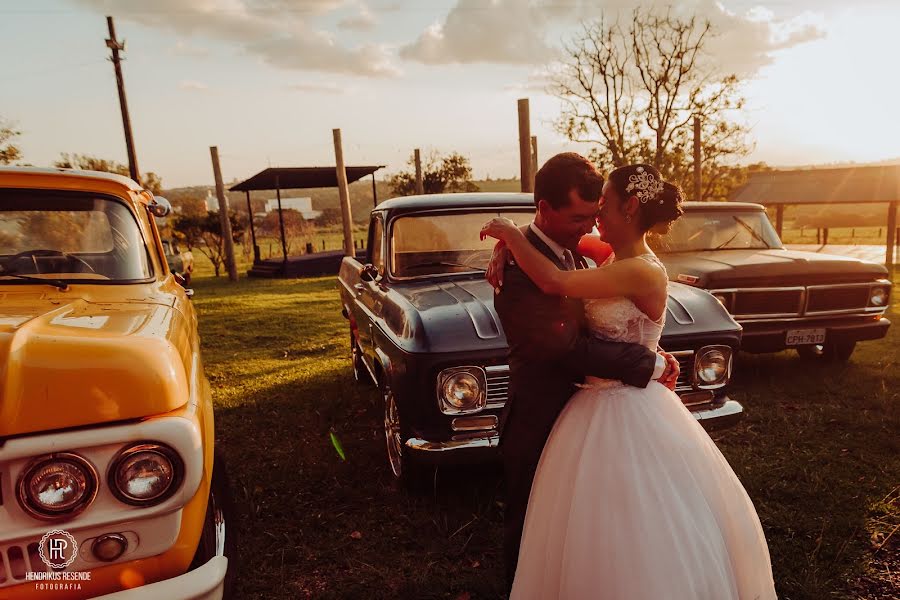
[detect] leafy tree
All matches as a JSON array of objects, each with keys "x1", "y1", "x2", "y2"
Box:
[
  {"x1": 0, "y1": 120, "x2": 22, "y2": 165},
  {"x1": 314, "y1": 207, "x2": 343, "y2": 227},
  {"x1": 173, "y1": 211, "x2": 247, "y2": 277},
  {"x1": 54, "y1": 153, "x2": 163, "y2": 195},
  {"x1": 388, "y1": 151, "x2": 480, "y2": 197},
  {"x1": 551, "y1": 8, "x2": 752, "y2": 200},
  {"x1": 258, "y1": 209, "x2": 310, "y2": 254}
]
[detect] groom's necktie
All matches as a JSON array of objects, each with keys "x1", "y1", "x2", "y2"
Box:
[{"x1": 562, "y1": 249, "x2": 576, "y2": 271}]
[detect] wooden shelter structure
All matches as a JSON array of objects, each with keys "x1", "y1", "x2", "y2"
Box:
[
  {"x1": 230, "y1": 165, "x2": 383, "y2": 277},
  {"x1": 730, "y1": 165, "x2": 900, "y2": 270}
]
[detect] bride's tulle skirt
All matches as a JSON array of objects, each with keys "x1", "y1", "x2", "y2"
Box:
[{"x1": 510, "y1": 380, "x2": 776, "y2": 600}]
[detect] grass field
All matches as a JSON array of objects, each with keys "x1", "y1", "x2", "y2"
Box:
[{"x1": 191, "y1": 271, "x2": 899, "y2": 599}]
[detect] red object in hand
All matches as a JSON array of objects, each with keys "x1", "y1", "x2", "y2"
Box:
[{"x1": 577, "y1": 234, "x2": 613, "y2": 265}]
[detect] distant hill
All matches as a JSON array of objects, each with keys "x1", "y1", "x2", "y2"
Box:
[{"x1": 162, "y1": 178, "x2": 524, "y2": 222}]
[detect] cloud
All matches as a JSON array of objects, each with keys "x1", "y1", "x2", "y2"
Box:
[
  {"x1": 170, "y1": 40, "x2": 210, "y2": 58},
  {"x1": 399, "y1": 0, "x2": 825, "y2": 77},
  {"x1": 339, "y1": 2, "x2": 377, "y2": 31},
  {"x1": 179, "y1": 80, "x2": 210, "y2": 91},
  {"x1": 285, "y1": 81, "x2": 347, "y2": 94},
  {"x1": 74, "y1": 0, "x2": 399, "y2": 77}
]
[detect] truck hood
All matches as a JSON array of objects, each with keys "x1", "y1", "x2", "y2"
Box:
[
  {"x1": 0, "y1": 294, "x2": 190, "y2": 438},
  {"x1": 387, "y1": 277, "x2": 739, "y2": 354},
  {"x1": 659, "y1": 249, "x2": 888, "y2": 288}
]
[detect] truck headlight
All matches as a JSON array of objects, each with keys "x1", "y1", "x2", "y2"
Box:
[
  {"x1": 869, "y1": 286, "x2": 889, "y2": 307},
  {"x1": 17, "y1": 453, "x2": 98, "y2": 520},
  {"x1": 109, "y1": 443, "x2": 183, "y2": 506},
  {"x1": 695, "y1": 346, "x2": 732, "y2": 389},
  {"x1": 437, "y1": 367, "x2": 486, "y2": 415}
]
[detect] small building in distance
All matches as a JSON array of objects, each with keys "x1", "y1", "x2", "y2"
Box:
[{"x1": 263, "y1": 197, "x2": 321, "y2": 220}]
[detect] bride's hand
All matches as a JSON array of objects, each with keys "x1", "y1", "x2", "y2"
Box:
[{"x1": 480, "y1": 217, "x2": 519, "y2": 242}]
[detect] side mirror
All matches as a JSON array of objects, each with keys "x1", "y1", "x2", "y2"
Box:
[
  {"x1": 360, "y1": 264, "x2": 380, "y2": 282},
  {"x1": 150, "y1": 196, "x2": 172, "y2": 218}
]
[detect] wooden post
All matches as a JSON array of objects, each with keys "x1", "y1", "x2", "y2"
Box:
[
  {"x1": 209, "y1": 146, "x2": 238, "y2": 281},
  {"x1": 518, "y1": 99, "x2": 533, "y2": 193},
  {"x1": 531, "y1": 135, "x2": 538, "y2": 180},
  {"x1": 775, "y1": 205, "x2": 785, "y2": 238},
  {"x1": 245, "y1": 190, "x2": 260, "y2": 263},
  {"x1": 414, "y1": 148, "x2": 424, "y2": 195},
  {"x1": 693, "y1": 115, "x2": 702, "y2": 202},
  {"x1": 333, "y1": 129, "x2": 355, "y2": 257},
  {"x1": 886, "y1": 201, "x2": 897, "y2": 271},
  {"x1": 371, "y1": 172, "x2": 378, "y2": 207},
  {"x1": 275, "y1": 175, "x2": 288, "y2": 265}
]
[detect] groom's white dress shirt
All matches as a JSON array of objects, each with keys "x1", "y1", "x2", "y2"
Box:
[{"x1": 529, "y1": 222, "x2": 667, "y2": 380}]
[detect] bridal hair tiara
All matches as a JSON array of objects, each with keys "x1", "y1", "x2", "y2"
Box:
[{"x1": 625, "y1": 166, "x2": 665, "y2": 204}]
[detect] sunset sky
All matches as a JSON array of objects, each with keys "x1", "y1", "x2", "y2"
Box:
[{"x1": 3, "y1": 0, "x2": 899, "y2": 188}]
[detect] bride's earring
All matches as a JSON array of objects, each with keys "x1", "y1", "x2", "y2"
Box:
[{"x1": 625, "y1": 214, "x2": 632, "y2": 224}]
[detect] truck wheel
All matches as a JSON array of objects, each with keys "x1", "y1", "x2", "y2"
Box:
[
  {"x1": 381, "y1": 380, "x2": 430, "y2": 488},
  {"x1": 350, "y1": 333, "x2": 370, "y2": 385},
  {"x1": 797, "y1": 340, "x2": 856, "y2": 363},
  {"x1": 189, "y1": 453, "x2": 237, "y2": 599}
]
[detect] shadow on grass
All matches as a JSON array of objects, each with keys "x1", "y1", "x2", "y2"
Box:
[{"x1": 193, "y1": 274, "x2": 899, "y2": 599}]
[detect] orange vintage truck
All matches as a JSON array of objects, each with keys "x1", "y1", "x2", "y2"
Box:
[{"x1": 0, "y1": 167, "x2": 233, "y2": 599}]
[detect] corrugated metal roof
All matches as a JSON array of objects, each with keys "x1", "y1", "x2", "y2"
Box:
[{"x1": 729, "y1": 165, "x2": 900, "y2": 205}]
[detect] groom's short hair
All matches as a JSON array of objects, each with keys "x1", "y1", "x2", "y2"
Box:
[{"x1": 534, "y1": 152, "x2": 604, "y2": 210}]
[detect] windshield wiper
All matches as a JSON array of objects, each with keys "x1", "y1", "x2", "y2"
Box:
[
  {"x1": 404, "y1": 261, "x2": 486, "y2": 272},
  {"x1": 732, "y1": 216, "x2": 772, "y2": 249},
  {"x1": 713, "y1": 230, "x2": 741, "y2": 250},
  {"x1": 0, "y1": 269, "x2": 70, "y2": 291}
]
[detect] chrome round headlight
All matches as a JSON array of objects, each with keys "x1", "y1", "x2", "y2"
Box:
[
  {"x1": 18, "y1": 453, "x2": 97, "y2": 520},
  {"x1": 441, "y1": 372, "x2": 482, "y2": 409},
  {"x1": 109, "y1": 443, "x2": 183, "y2": 506},
  {"x1": 696, "y1": 347, "x2": 730, "y2": 386},
  {"x1": 870, "y1": 287, "x2": 888, "y2": 307}
]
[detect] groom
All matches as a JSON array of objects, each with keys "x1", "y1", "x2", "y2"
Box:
[{"x1": 491, "y1": 152, "x2": 679, "y2": 590}]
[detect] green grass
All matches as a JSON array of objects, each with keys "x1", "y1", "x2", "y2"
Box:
[{"x1": 192, "y1": 273, "x2": 899, "y2": 599}]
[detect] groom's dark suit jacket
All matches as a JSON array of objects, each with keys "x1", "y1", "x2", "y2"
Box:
[{"x1": 494, "y1": 227, "x2": 657, "y2": 587}]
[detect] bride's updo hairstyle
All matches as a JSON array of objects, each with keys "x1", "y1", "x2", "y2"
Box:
[{"x1": 607, "y1": 164, "x2": 684, "y2": 234}]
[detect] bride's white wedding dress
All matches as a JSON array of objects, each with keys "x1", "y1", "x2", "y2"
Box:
[{"x1": 510, "y1": 254, "x2": 776, "y2": 600}]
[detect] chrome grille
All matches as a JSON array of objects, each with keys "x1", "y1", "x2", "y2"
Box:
[
  {"x1": 671, "y1": 350, "x2": 694, "y2": 392},
  {"x1": 1, "y1": 541, "x2": 49, "y2": 587},
  {"x1": 484, "y1": 365, "x2": 509, "y2": 409},
  {"x1": 806, "y1": 283, "x2": 874, "y2": 314},
  {"x1": 733, "y1": 289, "x2": 803, "y2": 317}
]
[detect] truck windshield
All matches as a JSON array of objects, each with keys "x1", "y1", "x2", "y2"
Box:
[
  {"x1": 651, "y1": 210, "x2": 783, "y2": 253},
  {"x1": 0, "y1": 192, "x2": 153, "y2": 282},
  {"x1": 391, "y1": 209, "x2": 535, "y2": 278}
]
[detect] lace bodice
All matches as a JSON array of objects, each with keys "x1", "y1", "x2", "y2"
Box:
[{"x1": 583, "y1": 253, "x2": 667, "y2": 351}]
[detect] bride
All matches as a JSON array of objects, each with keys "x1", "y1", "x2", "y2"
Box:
[{"x1": 480, "y1": 163, "x2": 776, "y2": 600}]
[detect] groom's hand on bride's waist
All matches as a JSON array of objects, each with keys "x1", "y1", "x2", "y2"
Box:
[{"x1": 654, "y1": 351, "x2": 680, "y2": 391}]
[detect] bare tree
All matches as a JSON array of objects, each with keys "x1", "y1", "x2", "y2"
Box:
[
  {"x1": 0, "y1": 120, "x2": 22, "y2": 165},
  {"x1": 551, "y1": 8, "x2": 752, "y2": 200}
]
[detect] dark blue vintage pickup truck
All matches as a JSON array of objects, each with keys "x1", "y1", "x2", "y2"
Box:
[{"x1": 338, "y1": 193, "x2": 744, "y2": 483}]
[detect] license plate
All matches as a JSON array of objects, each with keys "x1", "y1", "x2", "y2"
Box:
[{"x1": 786, "y1": 328, "x2": 826, "y2": 346}]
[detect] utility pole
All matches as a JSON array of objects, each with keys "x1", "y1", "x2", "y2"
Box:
[
  {"x1": 518, "y1": 99, "x2": 534, "y2": 193},
  {"x1": 105, "y1": 16, "x2": 140, "y2": 183},
  {"x1": 693, "y1": 115, "x2": 702, "y2": 202},
  {"x1": 210, "y1": 146, "x2": 238, "y2": 282}
]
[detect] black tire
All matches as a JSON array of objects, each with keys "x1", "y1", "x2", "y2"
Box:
[
  {"x1": 796, "y1": 340, "x2": 856, "y2": 363},
  {"x1": 380, "y1": 378, "x2": 431, "y2": 489},
  {"x1": 189, "y1": 453, "x2": 237, "y2": 599},
  {"x1": 350, "y1": 332, "x2": 370, "y2": 385}
]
